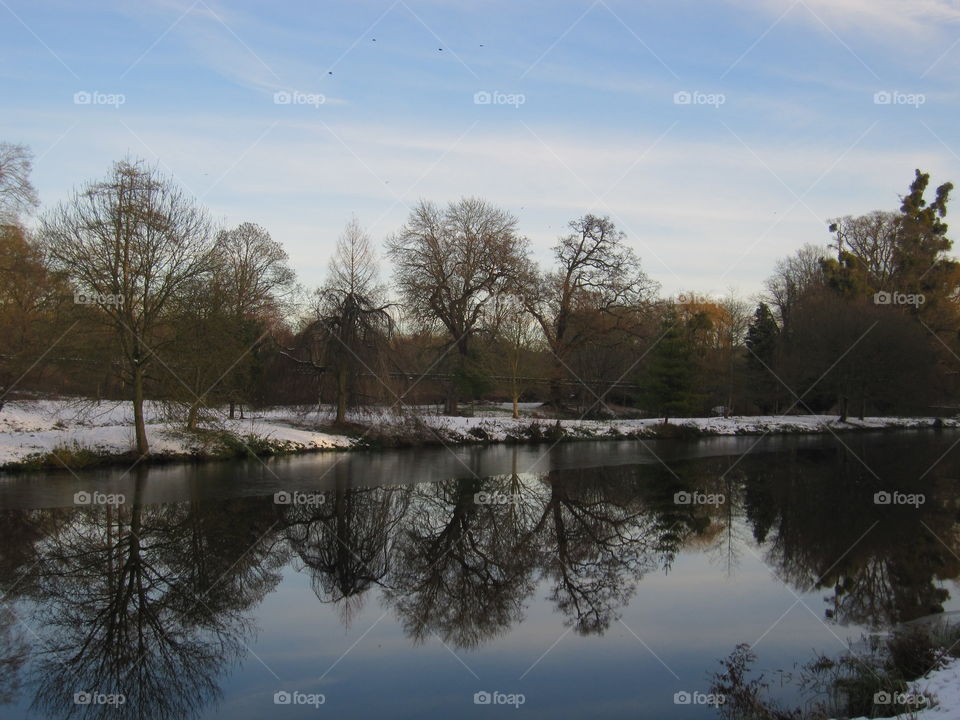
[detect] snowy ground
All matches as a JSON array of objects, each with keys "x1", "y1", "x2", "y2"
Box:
[
  {"x1": 847, "y1": 658, "x2": 960, "y2": 719},
  {"x1": 0, "y1": 397, "x2": 955, "y2": 468},
  {"x1": 0, "y1": 399, "x2": 353, "y2": 466}
]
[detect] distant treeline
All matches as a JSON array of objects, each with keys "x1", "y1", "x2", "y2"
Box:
[{"x1": 0, "y1": 140, "x2": 956, "y2": 454}]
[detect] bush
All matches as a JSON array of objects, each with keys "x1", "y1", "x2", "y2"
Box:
[
  {"x1": 710, "y1": 623, "x2": 959, "y2": 720},
  {"x1": 887, "y1": 626, "x2": 943, "y2": 681},
  {"x1": 220, "y1": 432, "x2": 284, "y2": 457},
  {"x1": 25, "y1": 441, "x2": 112, "y2": 470}
]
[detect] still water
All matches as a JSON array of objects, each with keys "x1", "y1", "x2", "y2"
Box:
[{"x1": 0, "y1": 431, "x2": 957, "y2": 719}]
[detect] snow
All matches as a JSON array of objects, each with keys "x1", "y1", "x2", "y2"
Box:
[
  {"x1": 425, "y1": 412, "x2": 958, "y2": 442},
  {"x1": 846, "y1": 658, "x2": 960, "y2": 719},
  {"x1": 0, "y1": 399, "x2": 353, "y2": 465},
  {"x1": 0, "y1": 398, "x2": 955, "y2": 468}
]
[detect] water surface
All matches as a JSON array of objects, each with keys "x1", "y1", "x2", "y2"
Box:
[{"x1": 0, "y1": 431, "x2": 958, "y2": 719}]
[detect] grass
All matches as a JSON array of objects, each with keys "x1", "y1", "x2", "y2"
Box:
[
  {"x1": 212, "y1": 430, "x2": 290, "y2": 458},
  {"x1": 711, "y1": 622, "x2": 960, "y2": 719},
  {"x1": 14, "y1": 441, "x2": 117, "y2": 471}
]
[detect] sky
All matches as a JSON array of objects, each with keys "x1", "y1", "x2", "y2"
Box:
[{"x1": 2, "y1": 0, "x2": 960, "y2": 299}]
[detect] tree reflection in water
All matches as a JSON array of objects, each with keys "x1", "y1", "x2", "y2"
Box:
[
  {"x1": 741, "y1": 438, "x2": 960, "y2": 628},
  {"x1": 283, "y1": 462, "x2": 412, "y2": 626},
  {"x1": 13, "y1": 472, "x2": 286, "y2": 720},
  {"x1": 0, "y1": 437, "x2": 955, "y2": 717}
]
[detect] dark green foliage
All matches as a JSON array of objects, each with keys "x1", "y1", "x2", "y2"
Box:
[
  {"x1": 745, "y1": 302, "x2": 781, "y2": 412},
  {"x1": 642, "y1": 312, "x2": 702, "y2": 422}
]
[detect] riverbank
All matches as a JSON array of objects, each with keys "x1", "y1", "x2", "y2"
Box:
[
  {"x1": 0, "y1": 398, "x2": 956, "y2": 471},
  {"x1": 846, "y1": 657, "x2": 960, "y2": 720}
]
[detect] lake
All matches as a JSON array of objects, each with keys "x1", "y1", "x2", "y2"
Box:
[{"x1": 0, "y1": 431, "x2": 957, "y2": 719}]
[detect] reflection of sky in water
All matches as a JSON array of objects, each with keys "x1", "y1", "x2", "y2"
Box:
[
  {"x1": 1, "y1": 431, "x2": 958, "y2": 719},
  {"x1": 206, "y1": 542, "x2": 878, "y2": 719}
]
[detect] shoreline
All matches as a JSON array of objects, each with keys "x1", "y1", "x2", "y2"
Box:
[{"x1": 0, "y1": 401, "x2": 956, "y2": 473}]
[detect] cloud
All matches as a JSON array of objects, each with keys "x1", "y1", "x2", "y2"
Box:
[
  {"x1": 20, "y1": 107, "x2": 943, "y2": 295},
  {"x1": 733, "y1": 0, "x2": 960, "y2": 36}
]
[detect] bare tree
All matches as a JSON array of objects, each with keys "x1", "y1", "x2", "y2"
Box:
[
  {"x1": 763, "y1": 243, "x2": 827, "y2": 331},
  {"x1": 387, "y1": 198, "x2": 528, "y2": 414},
  {"x1": 0, "y1": 142, "x2": 40, "y2": 223},
  {"x1": 40, "y1": 159, "x2": 215, "y2": 455},
  {"x1": 717, "y1": 292, "x2": 751, "y2": 414},
  {"x1": 314, "y1": 217, "x2": 392, "y2": 423},
  {"x1": 214, "y1": 222, "x2": 296, "y2": 319},
  {"x1": 490, "y1": 293, "x2": 540, "y2": 418},
  {"x1": 165, "y1": 274, "x2": 236, "y2": 429},
  {"x1": 523, "y1": 214, "x2": 657, "y2": 409},
  {"x1": 212, "y1": 222, "x2": 296, "y2": 418},
  {"x1": 828, "y1": 211, "x2": 899, "y2": 291},
  {"x1": 327, "y1": 216, "x2": 378, "y2": 296}
]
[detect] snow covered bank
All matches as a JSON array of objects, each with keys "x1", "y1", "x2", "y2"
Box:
[
  {"x1": 428, "y1": 412, "x2": 959, "y2": 442},
  {"x1": 0, "y1": 400, "x2": 353, "y2": 468},
  {"x1": 0, "y1": 398, "x2": 955, "y2": 470},
  {"x1": 846, "y1": 658, "x2": 960, "y2": 720}
]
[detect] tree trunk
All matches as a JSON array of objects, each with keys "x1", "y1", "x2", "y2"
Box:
[
  {"x1": 548, "y1": 368, "x2": 564, "y2": 410},
  {"x1": 335, "y1": 366, "x2": 347, "y2": 424},
  {"x1": 512, "y1": 394, "x2": 519, "y2": 419},
  {"x1": 187, "y1": 368, "x2": 200, "y2": 430},
  {"x1": 187, "y1": 401, "x2": 200, "y2": 430},
  {"x1": 132, "y1": 362, "x2": 149, "y2": 455},
  {"x1": 444, "y1": 387, "x2": 459, "y2": 416},
  {"x1": 445, "y1": 339, "x2": 469, "y2": 416},
  {"x1": 229, "y1": 400, "x2": 235, "y2": 419}
]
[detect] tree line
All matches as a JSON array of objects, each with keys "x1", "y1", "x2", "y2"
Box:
[{"x1": 0, "y1": 142, "x2": 957, "y2": 454}]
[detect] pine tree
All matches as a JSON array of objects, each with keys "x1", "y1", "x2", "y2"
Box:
[
  {"x1": 744, "y1": 302, "x2": 780, "y2": 413},
  {"x1": 643, "y1": 312, "x2": 700, "y2": 423}
]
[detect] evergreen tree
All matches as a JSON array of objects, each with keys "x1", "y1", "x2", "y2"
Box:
[
  {"x1": 744, "y1": 302, "x2": 781, "y2": 413},
  {"x1": 642, "y1": 312, "x2": 700, "y2": 423}
]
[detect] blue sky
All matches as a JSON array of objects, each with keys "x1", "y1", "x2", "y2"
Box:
[{"x1": 3, "y1": 0, "x2": 960, "y2": 297}]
